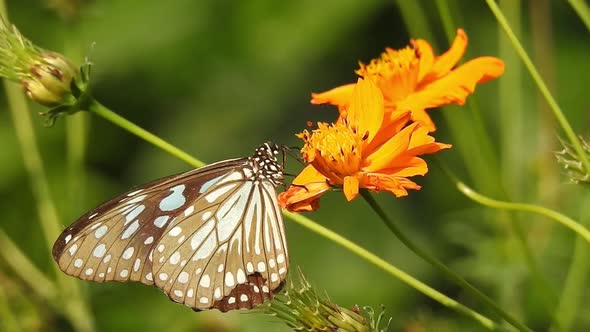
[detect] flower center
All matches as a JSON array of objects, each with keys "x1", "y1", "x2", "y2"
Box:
[
  {"x1": 299, "y1": 122, "x2": 364, "y2": 179},
  {"x1": 355, "y1": 46, "x2": 419, "y2": 103}
]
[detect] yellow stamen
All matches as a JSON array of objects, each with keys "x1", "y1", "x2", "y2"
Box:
[
  {"x1": 355, "y1": 47, "x2": 419, "y2": 102},
  {"x1": 299, "y1": 122, "x2": 364, "y2": 178}
]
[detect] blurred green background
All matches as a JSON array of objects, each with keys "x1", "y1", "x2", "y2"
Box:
[{"x1": 1, "y1": 0, "x2": 589, "y2": 331}]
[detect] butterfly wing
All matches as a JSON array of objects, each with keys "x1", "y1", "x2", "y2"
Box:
[
  {"x1": 152, "y1": 166, "x2": 289, "y2": 311},
  {"x1": 52, "y1": 158, "x2": 246, "y2": 285}
]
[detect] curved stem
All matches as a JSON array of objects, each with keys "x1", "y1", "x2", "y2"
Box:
[
  {"x1": 454, "y1": 181, "x2": 590, "y2": 245},
  {"x1": 86, "y1": 99, "x2": 205, "y2": 168},
  {"x1": 435, "y1": 157, "x2": 590, "y2": 244},
  {"x1": 485, "y1": 0, "x2": 590, "y2": 174},
  {"x1": 283, "y1": 211, "x2": 510, "y2": 332},
  {"x1": 360, "y1": 191, "x2": 532, "y2": 332},
  {"x1": 85, "y1": 99, "x2": 510, "y2": 331}
]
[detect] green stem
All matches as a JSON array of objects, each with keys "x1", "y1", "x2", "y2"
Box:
[
  {"x1": 0, "y1": 272, "x2": 22, "y2": 332},
  {"x1": 86, "y1": 99, "x2": 205, "y2": 168},
  {"x1": 485, "y1": 0, "x2": 590, "y2": 174},
  {"x1": 360, "y1": 191, "x2": 532, "y2": 332},
  {"x1": 3, "y1": 80, "x2": 95, "y2": 332},
  {"x1": 568, "y1": 0, "x2": 590, "y2": 31},
  {"x1": 549, "y1": 191, "x2": 590, "y2": 332},
  {"x1": 0, "y1": 230, "x2": 58, "y2": 304},
  {"x1": 283, "y1": 211, "x2": 510, "y2": 332},
  {"x1": 85, "y1": 99, "x2": 508, "y2": 331},
  {"x1": 448, "y1": 177, "x2": 590, "y2": 245}
]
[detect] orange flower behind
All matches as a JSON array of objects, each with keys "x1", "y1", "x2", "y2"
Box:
[
  {"x1": 311, "y1": 29, "x2": 504, "y2": 131},
  {"x1": 279, "y1": 79, "x2": 451, "y2": 212}
]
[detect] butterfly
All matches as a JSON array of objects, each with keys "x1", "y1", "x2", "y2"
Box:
[{"x1": 52, "y1": 142, "x2": 289, "y2": 312}]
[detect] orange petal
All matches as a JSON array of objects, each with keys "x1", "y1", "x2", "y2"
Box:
[
  {"x1": 343, "y1": 176, "x2": 360, "y2": 201},
  {"x1": 397, "y1": 56, "x2": 505, "y2": 112},
  {"x1": 311, "y1": 83, "x2": 355, "y2": 106},
  {"x1": 279, "y1": 165, "x2": 331, "y2": 212},
  {"x1": 379, "y1": 156, "x2": 429, "y2": 177},
  {"x1": 363, "y1": 173, "x2": 421, "y2": 197},
  {"x1": 409, "y1": 108, "x2": 436, "y2": 132},
  {"x1": 412, "y1": 38, "x2": 435, "y2": 82},
  {"x1": 363, "y1": 122, "x2": 418, "y2": 172},
  {"x1": 424, "y1": 29, "x2": 468, "y2": 82},
  {"x1": 347, "y1": 78, "x2": 384, "y2": 143},
  {"x1": 365, "y1": 110, "x2": 412, "y2": 155}
]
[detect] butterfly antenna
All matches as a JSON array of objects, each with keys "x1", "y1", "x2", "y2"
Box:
[{"x1": 284, "y1": 146, "x2": 305, "y2": 165}]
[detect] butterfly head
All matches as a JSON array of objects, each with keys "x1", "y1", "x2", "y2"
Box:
[{"x1": 250, "y1": 142, "x2": 284, "y2": 187}]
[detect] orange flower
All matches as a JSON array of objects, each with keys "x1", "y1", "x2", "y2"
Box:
[
  {"x1": 311, "y1": 29, "x2": 504, "y2": 131},
  {"x1": 279, "y1": 79, "x2": 451, "y2": 212}
]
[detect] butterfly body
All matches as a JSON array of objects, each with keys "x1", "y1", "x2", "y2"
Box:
[{"x1": 52, "y1": 143, "x2": 288, "y2": 312}]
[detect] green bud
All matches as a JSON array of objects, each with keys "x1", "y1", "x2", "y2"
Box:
[
  {"x1": 556, "y1": 137, "x2": 590, "y2": 184},
  {"x1": 260, "y1": 268, "x2": 391, "y2": 332},
  {"x1": 22, "y1": 52, "x2": 77, "y2": 107}
]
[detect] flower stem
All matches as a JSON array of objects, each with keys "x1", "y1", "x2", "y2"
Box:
[
  {"x1": 549, "y1": 191, "x2": 590, "y2": 332},
  {"x1": 83, "y1": 100, "x2": 509, "y2": 331},
  {"x1": 360, "y1": 191, "x2": 532, "y2": 332},
  {"x1": 3, "y1": 78, "x2": 95, "y2": 332},
  {"x1": 451, "y1": 179, "x2": 590, "y2": 244},
  {"x1": 283, "y1": 211, "x2": 511, "y2": 332},
  {"x1": 0, "y1": 279, "x2": 21, "y2": 332},
  {"x1": 568, "y1": 0, "x2": 590, "y2": 31},
  {"x1": 485, "y1": 0, "x2": 590, "y2": 175},
  {"x1": 0, "y1": 230, "x2": 58, "y2": 303},
  {"x1": 86, "y1": 99, "x2": 205, "y2": 168}
]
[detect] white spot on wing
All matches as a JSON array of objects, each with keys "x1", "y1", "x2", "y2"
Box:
[
  {"x1": 153, "y1": 216, "x2": 169, "y2": 228},
  {"x1": 68, "y1": 244, "x2": 78, "y2": 256},
  {"x1": 169, "y1": 251, "x2": 181, "y2": 265},
  {"x1": 93, "y1": 244, "x2": 106, "y2": 258},
  {"x1": 94, "y1": 225, "x2": 108, "y2": 239},
  {"x1": 190, "y1": 220, "x2": 215, "y2": 250},
  {"x1": 125, "y1": 204, "x2": 145, "y2": 223},
  {"x1": 200, "y1": 274, "x2": 210, "y2": 287},
  {"x1": 178, "y1": 271, "x2": 189, "y2": 284},
  {"x1": 216, "y1": 182, "x2": 252, "y2": 241},
  {"x1": 168, "y1": 226, "x2": 182, "y2": 237},
  {"x1": 127, "y1": 194, "x2": 147, "y2": 205},
  {"x1": 225, "y1": 272, "x2": 235, "y2": 287},
  {"x1": 74, "y1": 258, "x2": 83, "y2": 268},
  {"x1": 122, "y1": 247, "x2": 135, "y2": 260},
  {"x1": 202, "y1": 211, "x2": 212, "y2": 221},
  {"x1": 121, "y1": 220, "x2": 139, "y2": 239},
  {"x1": 159, "y1": 184, "x2": 186, "y2": 211},
  {"x1": 184, "y1": 205, "x2": 195, "y2": 216},
  {"x1": 205, "y1": 183, "x2": 238, "y2": 203},
  {"x1": 64, "y1": 234, "x2": 72, "y2": 244}
]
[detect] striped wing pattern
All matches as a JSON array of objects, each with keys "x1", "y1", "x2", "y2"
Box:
[{"x1": 52, "y1": 143, "x2": 288, "y2": 312}]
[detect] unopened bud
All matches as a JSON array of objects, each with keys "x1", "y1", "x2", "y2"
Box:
[
  {"x1": 260, "y1": 268, "x2": 391, "y2": 332},
  {"x1": 22, "y1": 52, "x2": 77, "y2": 106},
  {"x1": 556, "y1": 137, "x2": 590, "y2": 184}
]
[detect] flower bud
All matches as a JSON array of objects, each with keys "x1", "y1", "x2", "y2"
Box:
[
  {"x1": 260, "y1": 269, "x2": 391, "y2": 332},
  {"x1": 555, "y1": 137, "x2": 590, "y2": 184},
  {"x1": 22, "y1": 52, "x2": 77, "y2": 107}
]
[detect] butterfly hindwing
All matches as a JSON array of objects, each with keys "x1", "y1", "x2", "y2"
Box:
[{"x1": 151, "y1": 167, "x2": 288, "y2": 311}]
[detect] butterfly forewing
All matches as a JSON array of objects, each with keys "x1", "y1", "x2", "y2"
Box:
[
  {"x1": 52, "y1": 143, "x2": 289, "y2": 312},
  {"x1": 52, "y1": 158, "x2": 248, "y2": 285}
]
